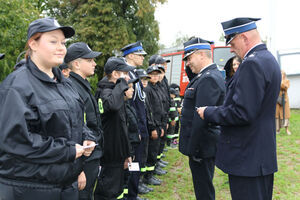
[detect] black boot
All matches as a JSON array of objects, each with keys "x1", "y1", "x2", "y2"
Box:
[{"x1": 154, "y1": 166, "x2": 167, "y2": 175}]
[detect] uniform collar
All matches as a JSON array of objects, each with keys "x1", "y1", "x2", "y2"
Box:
[
  {"x1": 69, "y1": 71, "x2": 91, "y2": 91},
  {"x1": 26, "y1": 57, "x2": 65, "y2": 83},
  {"x1": 244, "y1": 43, "x2": 265, "y2": 59},
  {"x1": 199, "y1": 63, "x2": 216, "y2": 75}
]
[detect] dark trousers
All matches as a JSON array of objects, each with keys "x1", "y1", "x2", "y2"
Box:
[
  {"x1": 158, "y1": 127, "x2": 167, "y2": 158},
  {"x1": 140, "y1": 136, "x2": 149, "y2": 171},
  {"x1": 228, "y1": 174, "x2": 274, "y2": 200},
  {"x1": 94, "y1": 164, "x2": 125, "y2": 200},
  {"x1": 146, "y1": 135, "x2": 160, "y2": 169},
  {"x1": 0, "y1": 177, "x2": 78, "y2": 200},
  {"x1": 189, "y1": 157, "x2": 215, "y2": 200},
  {"x1": 79, "y1": 159, "x2": 100, "y2": 200},
  {"x1": 127, "y1": 142, "x2": 143, "y2": 199}
]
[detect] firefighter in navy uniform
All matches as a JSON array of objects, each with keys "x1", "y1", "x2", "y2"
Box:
[
  {"x1": 0, "y1": 18, "x2": 96, "y2": 200},
  {"x1": 64, "y1": 42, "x2": 103, "y2": 200},
  {"x1": 179, "y1": 37, "x2": 225, "y2": 200},
  {"x1": 121, "y1": 42, "x2": 152, "y2": 198},
  {"x1": 197, "y1": 18, "x2": 281, "y2": 200}
]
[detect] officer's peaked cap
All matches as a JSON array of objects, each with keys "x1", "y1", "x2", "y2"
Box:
[
  {"x1": 65, "y1": 42, "x2": 102, "y2": 63},
  {"x1": 121, "y1": 41, "x2": 147, "y2": 57},
  {"x1": 27, "y1": 18, "x2": 75, "y2": 40},
  {"x1": 221, "y1": 17, "x2": 261, "y2": 45},
  {"x1": 183, "y1": 37, "x2": 213, "y2": 61}
]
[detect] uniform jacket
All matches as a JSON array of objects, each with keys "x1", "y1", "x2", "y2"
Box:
[
  {"x1": 144, "y1": 92, "x2": 155, "y2": 136},
  {"x1": 179, "y1": 64, "x2": 225, "y2": 158},
  {"x1": 129, "y1": 70, "x2": 148, "y2": 138},
  {"x1": 204, "y1": 44, "x2": 281, "y2": 176},
  {"x1": 95, "y1": 77, "x2": 130, "y2": 165},
  {"x1": 276, "y1": 79, "x2": 290, "y2": 119},
  {"x1": 144, "y1": 82, "x2": 166, "y2": 132},
  {"x1": 69, "y1": 71, "x2": 104, "y2": 162},
  {"x1": 157, "y1": 78, "x2": 171, "y2": 127},
  {"x1": 0, "y1": 58, "x2": 94, "y2": 185},
  {"x1": 125, "y1": 101, "x2": 141, "y2": 154}
]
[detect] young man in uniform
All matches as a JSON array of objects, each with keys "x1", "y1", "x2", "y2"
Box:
[
  {"x1": 64, "y1": 42, "x2": 103, "y2": 200},
  {"x1": 121, "y1": 42, "x2": 152, "y2": 197}
]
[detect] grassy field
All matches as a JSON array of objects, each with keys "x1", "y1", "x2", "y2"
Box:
[{"x1": 141, "y1": 109, "x2": 300, "y2": 200}]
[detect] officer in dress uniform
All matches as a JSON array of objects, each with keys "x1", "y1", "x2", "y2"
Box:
[
  {"x1": 121, "y1": 42, "x2": 150, "y2": 200},
  {"x1": 197, "y1": 18, "x2": 281, "y2": 200},
  {"x1": 179, "y1": 37, "x2": 225, "y2": 200}
]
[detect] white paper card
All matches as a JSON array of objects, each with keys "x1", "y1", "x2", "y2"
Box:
[{"x1": 128, "y1": 162, "x2": 140, "y2": 171}]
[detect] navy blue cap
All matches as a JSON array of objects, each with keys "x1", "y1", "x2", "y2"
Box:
[
  {"x1": 155, "y1": 55, "x2": 170, "y2": 65},
  {"x1": 149, "y1": 54, "x2": 158, "y2": 66},
  {"x1": 183, "y1": 37, "x2": 213, "y2": 61},
  {"x1": 136, "y1": 69, "x2": 150, "y2": 79},
  {"x1": 157, "y1": 64, "x2": 166, "y2": 72},
  {"x1": 104, "y1": 57, "x2": 134, "y2": 74},
  {"x1": 169, "y1": 88, "x2": 177, "y2": 95},
  {"x1": 221, "y1": 17, "x2": 261, "y2": 45},
  {"x1": 146, "y1": 65, "x2": 162, "y2": 74},
  {"x1": 59, "y1": 62, "x2": 69, "y2": 70},
  {"x1": 27, "y1": 18, "x2": 75, "y2": 40},
  {"x1": 0, "y1": 53, "x2": 4, "y2": 60},
  {"x1": 64, "y1": 42, "x2": 102, "y2": 63},
  {"x1": 121, "y1": 41, "x2": 147, "y2": 57}
]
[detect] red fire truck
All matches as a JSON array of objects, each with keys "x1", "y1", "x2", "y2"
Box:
[{"x1": 160, "y1": 45, "x2": 233, "y2": 96}]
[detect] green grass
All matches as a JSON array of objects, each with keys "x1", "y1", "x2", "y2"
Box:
[{"x1": 141, "y1": 109, "x2": 300, "y2": 200}]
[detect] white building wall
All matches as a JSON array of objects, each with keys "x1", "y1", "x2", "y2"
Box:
[{"x1": 287, "y1": 74, "x2": 300, "y2": 108}]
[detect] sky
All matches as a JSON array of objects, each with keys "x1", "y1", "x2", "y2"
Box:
[{"x1": 154, "y1": 0, "x2": 300, "y2": 74}]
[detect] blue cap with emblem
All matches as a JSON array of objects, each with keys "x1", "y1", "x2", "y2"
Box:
[
  {"x1": 121, "y1": 41, "x2": 147, "y2": 57},
  {"x1": 221, "y1": 17, "x2": 261, "y2": 45},
  {"x1": 27, "y1": 18, "x2": 75, "y2": 40},
  {"x1": 183, "y1": 37, "x2": 213, "y2": 61},
  {"x1": 136, "y1": 69, "x2": 151, "y2": 79},
  {"x1": 146, "y1": 65, "x2": 162, "y2": 74},
  {"x1": 64, "y1": 42, "x2": 102, "y2": 63}
]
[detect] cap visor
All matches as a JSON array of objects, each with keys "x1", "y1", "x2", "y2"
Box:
[
  {"x1": 139, "y1": 74, "x2": 151, "y2": 79},
  {"x1": 82, "y1": 51, "x2": 102, "y2": 59},
  {"x1": 119, "y1": 65, "x2": 134, "y2": 72},
  {"x1": 182, "y1": 51, "x2": 195, "y2": 61},
  {"x1": 0, "y1": 54, "x2": 5, "y2": 60},
  {"x1": 134, "y1": 50, "x2": 147, "y2": 55},
  {"x1": 147, "y1": 69, "x2": 161, "y2": 74},
  {"x1": 59, "y1": 26, "x2": 75, "y2": 38}
]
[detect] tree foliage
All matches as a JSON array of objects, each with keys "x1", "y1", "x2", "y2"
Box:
[
  {"x1": 0, "y1": 0, "x2": 40, "y2": 82},
  {"x1": 43, "y1": 0, "x2": 167, "y2": 90},
  {"x1": 0, "y1": 0, "x2": 166, "y2": 89}
]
